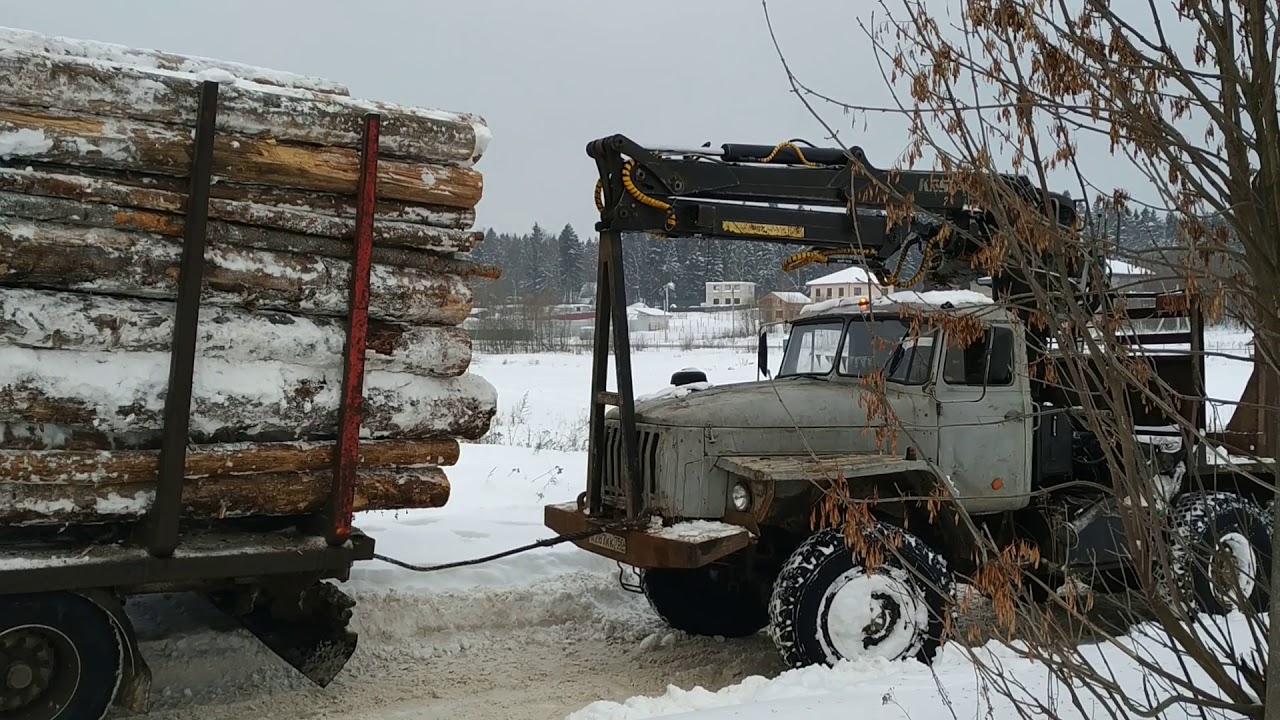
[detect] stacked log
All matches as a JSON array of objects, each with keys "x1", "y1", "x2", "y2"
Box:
[{"x1": 0, "y1": 29, "x2": 497, "y2": 526}]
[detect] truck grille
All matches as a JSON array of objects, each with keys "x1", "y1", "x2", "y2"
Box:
[{"x1": 600, "y1": 422, "x2": 662, "y2": 509}]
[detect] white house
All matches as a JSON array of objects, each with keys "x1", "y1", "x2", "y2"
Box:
[
  {"x1": 627, "y1": 303, "x2": 670, "y2": 332},
  {"x1": 704, "y1": 281, "x2": 757, "y2": 308},
  {"x1": 805, "y1": 267, "x2": 887, "y2": 302}
]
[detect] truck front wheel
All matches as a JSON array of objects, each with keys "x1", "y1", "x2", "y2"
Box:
[
  {"x1": 0, "y1": 592, "x2": 124, "y2": 720},
  {"x1": 1165, "y1": 491, "x2": 1273, "y2": 615},
  {"x1": 769, "y1": 524, "x2": 954, "y2": 668},
  {"x1": 642, "y1": 562, "x2": 770, "y2": 638}
]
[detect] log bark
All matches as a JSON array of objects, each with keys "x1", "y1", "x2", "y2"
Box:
[
  {"x1": 0, "y1": 169, "x2": 481, "y2": 250},
  {"x1": 0, "y1": 108, "x2": 483, "y2": 208},
  {"x1": 0, "y1": 439, "x2": 460, "y2": 483},
  {"x1": 0, "y1": 467, "x2": 451, "y2": 526},
  {"x1": 0, "y1": 190, "x2": 493, "y2": 268},
  {"x1": 0, "y1": 346, "x2": 498, "y2": 445},
  {"x1": 0, "y1": 221, "x2": 473, "y2": 325},
  {"x1": 0, "y1": 27, "x2": 352, "y2": 96},
  {"x1": 0, "y1": 288, "x2": 474, "y2": 377},
  {"x1": 0, "y1": 48, "x2": 487, "y2": 165}
]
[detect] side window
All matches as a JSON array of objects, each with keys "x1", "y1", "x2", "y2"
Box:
[
  {"x1": 943, "y1": 326, "x2": 1014, "y2": 386},
  {"x1": 886, "y1": 335, "x2": 935, "y2": 385}
]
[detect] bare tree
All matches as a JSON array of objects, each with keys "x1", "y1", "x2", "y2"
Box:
[{"x1": 765, "y1": 0, "x2": 1280, "y2": 717}]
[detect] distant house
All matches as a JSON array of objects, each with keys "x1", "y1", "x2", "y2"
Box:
[
  {"x1": 805, "y1": 267, "x2": 887, "y2": 302},
  {"x1": 704, "y1": 281, "x2": 757, "y2": 308},
  {"x1": 759, "y1": 291, "x2": 812, "y2": 323},
  {"x1": 627, "y1": 303, "x2": 670, "y2": 332}
]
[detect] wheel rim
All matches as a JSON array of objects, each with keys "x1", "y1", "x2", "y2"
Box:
[
  {"x1": 0, "y1": 625, "x2": 81, "y2": 720},
  {"x1": 818, "y1": 567, "x2": 928, "y2": 661},
  {"x1": 1209, "y1": 532, "x2": 1258, "y2": 609}
]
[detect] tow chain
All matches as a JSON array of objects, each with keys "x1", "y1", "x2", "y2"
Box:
[{"x1": 371, "y1": 517, "x2": 650, "y2": 574}]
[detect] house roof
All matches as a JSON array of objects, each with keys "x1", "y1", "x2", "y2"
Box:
[
  {"x1": 627, "y1": 303, "x2": 668, "y2": 316},
  {"x1": 765, "y1": 291, "x2": 813, "y2": 304},
  {"x1": 1107, "y1": 258, "x2": 1153, "y2": 276},
  {"x1": 805, "y1": 267, "x2": 878, "y2": 286}
]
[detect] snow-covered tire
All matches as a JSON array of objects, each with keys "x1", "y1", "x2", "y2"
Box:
[
  {"x1": 642, "y1": 565, "x2": 769, "y2": 638},
  {"x1": 1163, "y1": 491, "x2": 1272, "y2": 615},
  {"x1": 768, "y1": 524, "x2": 954, "y2": 668},
  {"x1": 0, "y1": 592, "x2": 124, "y2": 720}
]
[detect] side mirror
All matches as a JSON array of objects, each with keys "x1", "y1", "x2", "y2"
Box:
[{"x1": 758, "y1": 331, "x2": 771, "y2": 379}]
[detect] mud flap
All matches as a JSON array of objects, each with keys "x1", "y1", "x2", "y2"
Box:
[{"x1": 206, "y1": 579, "x2": 359, "y2": 688}]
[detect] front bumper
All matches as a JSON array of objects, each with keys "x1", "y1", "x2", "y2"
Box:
[{"x1": 543, "y1": 503, "x2": 752, "y2": 569}]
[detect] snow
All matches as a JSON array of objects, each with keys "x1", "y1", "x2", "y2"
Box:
[
  {"x1": 648, "y1": 520, "x2": 746, "y2": 542},
  {"x1": 0, "y1": 128, "x2": 52, "y2": 160},
  {"x1": 765, "y1": 291, "x2": 812, "y2": 304},
  {"x1": 1109, "y1": 258, "x2": 1153, "y2": 276},
  {"x1": 805, "y1": 266, "x2": 879, "y2": 286},
  {"x1": 636, "y1": 382, "x2": 714, "y2": 403},
  {"x1": 877, "y1": 289, "x2": 995, "y2": 307}
]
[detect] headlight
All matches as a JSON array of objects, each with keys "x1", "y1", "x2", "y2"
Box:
[{"x1": 731, "y1": 482, "x2": 752, "y2": 512}]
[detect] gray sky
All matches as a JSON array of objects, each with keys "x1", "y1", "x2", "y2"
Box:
[{"x1": 4, "y1": 0, "x2": 1152, "y2": 236}]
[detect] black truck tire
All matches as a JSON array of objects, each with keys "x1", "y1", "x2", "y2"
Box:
[
  {"x1": 768, "y1": 525, "x2": 953, "y2": 668},
  {"x1": 0, "y1": 592, "x2": 124, "y2": 720},
  {"x1": 1163, "y1": 491, "x2": 1272, "y2": 615},
  {"x1": 642, "y1": 565, "x2": 770, "y2": 638}
]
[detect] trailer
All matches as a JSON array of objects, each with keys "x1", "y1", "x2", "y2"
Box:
[{"x1": 0, "y1": 83, "x2": 385, "y2": 719}]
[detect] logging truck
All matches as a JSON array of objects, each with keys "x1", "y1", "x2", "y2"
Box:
[
  {"x1": 0, "y1": 29, "x2": 494, "y2": 719},
  {"x1": 545, "y1": 135, "x2": 1277, "y2": 669}
]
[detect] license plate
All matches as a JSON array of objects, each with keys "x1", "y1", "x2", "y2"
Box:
[{"x1": 588, "y1": 532, "x2": 627, "y2": 554}]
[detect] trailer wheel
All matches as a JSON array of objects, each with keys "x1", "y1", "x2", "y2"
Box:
[
  {"x1": 0, "y1": 593, "x2": 123, "y2": 720},
  {"x1": 642, "y1": 563, "x2": 770, "y2": 638},
  {"x1": 769, "y1": 524, "x2": 953, "y2": 668},
  {"x1": 1165, "y1": 491, "x2": 1272, "y2": 615}
]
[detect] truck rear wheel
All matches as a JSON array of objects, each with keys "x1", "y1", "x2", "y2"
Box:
[
  {"x1": 0, "y1": 592, "x2": 123, "y2": 720},
  {"x1": 642, "y1": 563, "x2": 770, "y2": 638},
  {"x1": 1165, "y1": 491, "x2": 1272, "y2": 615},
  {"x1": 769, "y1": 525, "x2": 953, "y2": 668}
]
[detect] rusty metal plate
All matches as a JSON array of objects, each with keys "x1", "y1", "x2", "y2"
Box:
[
  {"x1": 715, "y1": 454, "x2": 932, "y2": 483},
  {"x1": 543, "y1": 503, "x2": 751, "y2": 570}
]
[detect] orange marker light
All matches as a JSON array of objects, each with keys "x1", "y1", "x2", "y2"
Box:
[{"x1": 991, "y1": 479, "x2": 1004, "y2": 491}]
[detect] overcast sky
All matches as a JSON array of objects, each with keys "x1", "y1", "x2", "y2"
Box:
[{"x1": 4, "y1": 1, "x2": 1153, "y2": 236}]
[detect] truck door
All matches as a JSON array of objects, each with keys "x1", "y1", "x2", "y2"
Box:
[{"x1": 933, "y1": 322, "x2": 1032, "y2": 513}]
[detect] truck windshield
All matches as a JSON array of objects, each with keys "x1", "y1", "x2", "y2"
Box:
[
  {"x1": 779, "y1": 321, "x2": 843, "y2": 376},
  {"x1": 839, "y1": 319, "x2": 910, "y2": 377},
  {"x1": 779, "y1": 318, "x2": 911, "y2": 378}
]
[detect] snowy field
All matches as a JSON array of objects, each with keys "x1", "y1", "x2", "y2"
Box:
[{"x1": 127, "y1": 329, "x2": 1260, "y2": 720}]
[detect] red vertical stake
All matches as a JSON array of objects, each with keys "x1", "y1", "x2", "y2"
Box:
[{"x1": 328, "y1": 112, "x2": 380, "y2": 545}]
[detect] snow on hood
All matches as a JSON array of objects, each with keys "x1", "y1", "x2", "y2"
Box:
[{"x1": 635, "y1": 381, "x2": 713, "y2": 403}]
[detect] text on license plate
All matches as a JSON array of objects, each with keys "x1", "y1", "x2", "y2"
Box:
[{"x1": 588, "y1": 532, "x2": 627, "y2": 554}]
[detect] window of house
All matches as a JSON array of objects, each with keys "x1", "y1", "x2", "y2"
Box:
[
  {"x1": 838, "y1": 288, "x2": 845, "y2": 297},
  {"x1": 942, "y1": 326, "x2": 1015, "y2": 386},
  {"x1": 713, "y1": 298, "x2": 720, "y2": 305},
  {"x1": 775, "y1": 309, "x2": 783, "y2": 320},
  {"x1": 854, "y1": 287, "x2": 863, "y2": 296},
  {"x1": 826, "y1": 288, "x2": 834, "y2": 299},
  {"x1": 733, "y1": 298, "x2": 741, "y2": 305}
]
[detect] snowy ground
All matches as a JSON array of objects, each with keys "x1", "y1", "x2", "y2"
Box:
[{"x1": 124, "y1": 330, "x2": 1260, "y2": 720}]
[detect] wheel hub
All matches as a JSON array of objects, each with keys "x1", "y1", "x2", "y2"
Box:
[
  {"x1": 861, "y1": 592, "x2": 903, "y2": 648},
  {"x1": 1, "y1": 629, "x2": 57, "y2": 711},
  {"x1": 1209, "y1": 532, "x2": 1257, "y2": 608}
]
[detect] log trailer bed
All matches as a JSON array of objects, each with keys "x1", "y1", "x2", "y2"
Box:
[{"x1": 0, "y1": 82, "x2": 384, "y2": 718}]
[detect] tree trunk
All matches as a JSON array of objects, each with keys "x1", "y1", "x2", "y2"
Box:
[
  {"x1": 0, "y1": 108, "x2": 483, "y2": 208},
  {"x1": 0, "y1": 288, "x2": 474, "y2": 377},
  {"x1": 0, "y1": 47, "x2": 487, "y2": 165},
  {"x1": 0, "y1": 438, "x2": 460, "y2": 483},
  {"x1": 0, "y1": 27, "x2": 353, "y2": 96},
  {"x1": 0, "y1": 346, "x2": 498, "y2": 446},
  {"x1": 0, "y1": 221, "x2": 473, "y2": 325},
  {"x1": 0, "y1": 467, "x2": 451, "y2": 526},
  {"x1": 0, "y1": 190, "x2": 494, "y2": 270}
]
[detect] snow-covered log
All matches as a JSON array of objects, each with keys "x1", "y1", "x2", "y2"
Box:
[
  {"x1": 0, "y1": 108, "x2": 484, "y2": 208},
  {"x1": 0, "y1": 25, "x2": 353, "y2": 96},
  {"x1": 0, "y1": 346, "x2": 498, "y2": 445},
  {"x1": 0, "y1": 48, "x2": 488, "y2": 166},
  {"x1": 0, "y1": 191, "x2": 496, "y2": 272},
  {"x1": 0, "y1": 168, "x2": 477, "y2": 244},
  {"x1": 0, "y1": 221, "x2": 473, "y2": 325},
  {"x1": 0, "y1": 439, "x2": 460, "y2": 484},
  {"x1": 0, "y1": 466, "x2": 451, "y2": 526},
  {"x1": 0, "y1": 288, "x2": 473, "y2": 377}
]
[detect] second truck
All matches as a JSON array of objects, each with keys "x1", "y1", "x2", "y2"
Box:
[{"x1": 545, "y1": 134, "x2": 1275, "y2": 669}]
